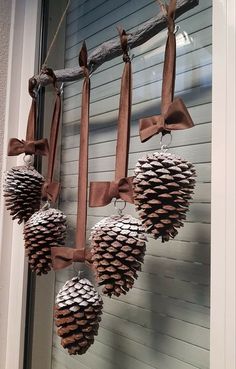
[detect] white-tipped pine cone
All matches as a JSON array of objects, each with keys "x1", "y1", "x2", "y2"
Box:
[
  {"x1": 4, "y1": 165, "x2": 44, "y2": 224},
  {"x1": 54, "y1": 277, "x2": 103, "y2": 355},
  {"x1": 90, "y1": 214, "x2": 147, "y2": 297},
  {"x1": 24, "y1": 206, "x2": 67, "y2": 275},
  {"x1": 133, "y1": 151, "x2": 196, "y2": 242}
]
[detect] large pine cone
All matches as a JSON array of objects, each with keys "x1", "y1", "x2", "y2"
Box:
[
  {"x1": 4, "y1": 165, "x2": 44, "y2": 224},
  {"x1": 133, "y1": 151, "x2": 196, "y2": 242},
  {"x1": 24, "y1": 206, "x2": 67, "y2": 275},
  {"x1": 90, "y1": 214, "x2": 147, "y2": 297},
  {"x1": 55, "y1": 277, "x2": 103, "y2": 355}
]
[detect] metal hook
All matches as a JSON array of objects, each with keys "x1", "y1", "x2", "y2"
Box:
[
  {"x1": 114, "y1": 199, "x2": 126, "y2": 216},
  {"x1": 73, "y1": 263, "x2": 83, "y2": 279},
  {"x1": 23, "y1": 154, "x2": 33, "y2": 167},
  {"x1": 160, "y1": 132, "x2": 172, "y2": 152},
  {"x1": 127, "y1": 46, "x2": 135, "y2": 61},
  {"x1": 89, "y1": 63, "x2": 95, "y2": 78},
  {"x1": 35, "y1": 83, "x2": 41, "y2": 97},
  {"x1": 174, "y1": 24, "x2": 180, "y2": 34},
  {"x1": 41, "y1": 200, "x2": 51, "y2": 211},
  {"x1": 60, "y1": 82, "x2": 64, "y2": 93}
]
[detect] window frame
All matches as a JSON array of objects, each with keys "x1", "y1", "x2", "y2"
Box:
[{"x1": 0, "y1": 1, "x2": 235, "y2": 368}]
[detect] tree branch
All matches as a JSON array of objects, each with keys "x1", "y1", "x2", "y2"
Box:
[{"x1": 36, "y1": 0, "x2": 199, "y2": 86}]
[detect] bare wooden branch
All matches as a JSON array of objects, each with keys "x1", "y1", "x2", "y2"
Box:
[{"x1": 36, "y1": 0, "x2": 199, "y2": 86}]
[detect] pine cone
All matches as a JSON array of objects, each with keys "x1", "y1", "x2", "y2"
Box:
[
  {"x1": 4, "y1": 165, "x2": 44, "y2": 224},
  {"x1": 54, "y1": 277, "x2": 103, "y2": 355},
  {"x1": 133, "y1": 151, "x2": 196, "y2": 242},
  {"x1": 90, "y1": 214, "x2": 147, "y2": 297},
  {"x1": 24, "y1": 206, "x2": 67, "y2": 275}
]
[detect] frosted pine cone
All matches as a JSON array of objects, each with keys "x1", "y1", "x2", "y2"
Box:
[
  {"x1": 24, "y1": 206, "x2": 67, "y2": 275},
  {"x1": 54, "y1": 277, "x2": 103, "y2": 355},
  {"x1": 133, "y1": 151, "x2": 196, "y2": 242},
  {"x1": 90, "y1": 214, "x2": 147, "y2": 297},
  {"x1": 4, "y1": 165, "x2": 44, "y2": 224}
]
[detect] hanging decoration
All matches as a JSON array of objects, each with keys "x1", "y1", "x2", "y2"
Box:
[
  {"x1": 90, "y1": 212, "x2": 146, "y2": 297},
  {"x1": 89, "y1": 29, "x2": 147, "y2": 297},
  {"x1": 51, "y1": 42, "x2": 103, "y2": 355},
  {"x1": 24, "y1": 204, "x2": 66, "y2": 275},
  {"x1": 50, "y1": 41, "x2": 92, "y2": 270},
  {"x1": 134, "y1": 150, "x2": 196, "y2": 242},
  {"x1": 24, "y1": 69, "x2": 67, "y2": 275},
  {"x1": 133, "y1": 0, "x2": 196, "y2": 242},
  {"x1": 3, "y1": 79, "x2": 48, "y2": 224},
  {"x1": 54, "y1": 276, "x2": 103, "y2": 355}
]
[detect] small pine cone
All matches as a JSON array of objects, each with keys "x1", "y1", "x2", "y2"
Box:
[
  {"x1": 133, "y1": 151, "x2": 196, "y2": 242},
  {"x1": 90, "y1": 214, "x2": 147, "y2": 297},
  {"x1": 4, "y1": 165, "x2": 44, "y2": 224},
  {"x1": 54, "y1": 277, "x2": 103, "y2": 355},
  {"x1": 24, "y1": 206, "x2": 67, "y2": 275}
]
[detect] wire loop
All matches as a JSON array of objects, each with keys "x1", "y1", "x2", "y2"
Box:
[
  {"x1": 73, "y1": 264, "x2": 84, "y2": 279},
  {"x1": 23, "y1": 154, "x2": 33, "y2": 167},
  {"x1": 114, "y1": 199, "x2": 126, "y2": 215},
  {"x1": 160, "y1": 132, "x2": 172, "y2": 152}
]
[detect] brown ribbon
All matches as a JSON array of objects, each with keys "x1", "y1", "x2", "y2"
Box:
[
  {"x1": 139, "y1": 0, "x2": 194, "y2": 142},
  {"x1": 52, "y1": 41, "x2": 91, "y2": 270},
  {"x1": 51, "y1": 247, "x2": 92, "y2": 270},
  {"x1": 8, "y1": 77, "x2": 49, "y2": 156},
  {"x1": 89, "y1": 176, "x2": 134, "y2": 207},
  {"x1": 140, "y1": 98, "x2": 193, "y2": 142},
  {"x1": 8, "y1": 138, "x2": 49, "y2": 156},
  {"x1": 89, "y1": 29, "x2": 133, "y2": 207},
  {"x1": 41, "y1": 74, "x2": 62, "y2": 203}
]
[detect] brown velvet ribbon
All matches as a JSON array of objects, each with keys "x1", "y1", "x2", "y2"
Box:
[
  {"x1": 51, "y1": 247, "x2": 92, "y2": 270},
  {"x1": 139, "y1": 0, "x2": 194, "y2": 143},
  {"x1": 8, "y1": 138, "x2": 49, "y2": 156},
  {"x1": 52, "y1": 42, "x2": 91, "y2": 270},
  {"x1": 42, "y1": 73, "x2": 62, "y2": 203},
  {"x1": 8, "y1": 77, "x2": 49, "y2": 156},
  {"x1": 90, "y1": 177, "x2": 134, "y2": 207},
  {"x1": 89, "y1": 29, "x2": 134, "y2": 207}
]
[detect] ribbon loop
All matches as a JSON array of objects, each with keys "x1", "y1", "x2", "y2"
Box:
[
  {"x1": 51, "y1": 42, "x2": 91, "y2": 272},
  {"x1": 118, "y1": 27, "x2": 130, "y2": 63},
  {"x1": 8, "y1": 138, "x2": 49, "y2": 156},
  {"x1": 89, "y1": 177, "x2": 134, "y2": 207},
  {"x1": 139, "y1": 0, "x2": 194, "y2": 143}
]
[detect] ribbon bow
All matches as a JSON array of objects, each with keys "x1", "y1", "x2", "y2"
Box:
[
  {"x1": 89, "y1": 176, "x2": 134, "y2": 207},
  {"x1": 139, "y1": 98, "x2": 194, "y2": 143},
  {"x1": 8, "y1": 138, "x2": 49, "y2": 156},
  {"x1": 51, "y1": 247, "x2": 91, "y2": 270},
  {"x1": 41, "y1": 181, "x2": 61, "y2": 203}
]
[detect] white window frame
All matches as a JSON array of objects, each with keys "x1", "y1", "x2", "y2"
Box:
[
  {"x1": 211, "y1": 1, "x2": 236, "y2": 369},
  {"x1": 0, "y1": 1, "x2": 41, "y2": 369},
  {"x1": 0, "y1": 1, "x2": 235, "y2": 369}
]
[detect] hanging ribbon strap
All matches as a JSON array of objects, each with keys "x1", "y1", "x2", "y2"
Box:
[
  {"x1": 52, "y1": 42, "x2": 91, "y2": 270},
  {"x1": 8, "y1": 77, "x2": 49, "y2": 156},
  {"x1": 42, "y1": 68, "x2": 62, "y2": 202},
  {"x1": 139, "y1": 0, "x2": 194, "y2": 143},
  {"x1": 89, "y1": 29, "x2": 133, "y2": 207}
]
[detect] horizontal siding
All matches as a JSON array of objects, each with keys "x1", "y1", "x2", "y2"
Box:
[{"x1": 52, "y1": 1, "x2": 212, "y2": 369}]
